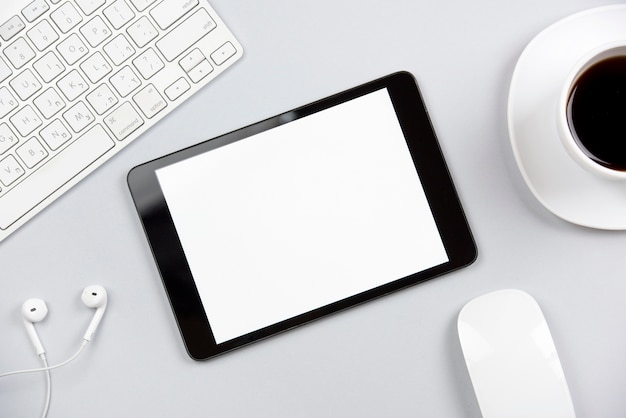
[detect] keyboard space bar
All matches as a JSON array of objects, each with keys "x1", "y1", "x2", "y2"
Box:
[{"x1": 0, "y1": 124, "x2": 115, "y2": 230}]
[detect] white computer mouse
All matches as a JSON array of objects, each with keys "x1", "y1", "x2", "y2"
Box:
[{"x1": 457, "y1": 289, "x2": 576, "y2": 418}]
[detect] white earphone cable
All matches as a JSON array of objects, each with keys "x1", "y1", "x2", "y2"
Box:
[
  {"x1": 40, "y1": 354, "x2": 51, "y2": 418},
  {"x1": 0, "y1": 340, "x2": 88, "y2": 379}
]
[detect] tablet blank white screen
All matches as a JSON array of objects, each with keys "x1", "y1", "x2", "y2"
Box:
[{"x1": 156, "y1": 88, "x2": 448, "y2": 344}]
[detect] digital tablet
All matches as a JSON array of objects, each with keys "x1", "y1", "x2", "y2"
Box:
[{"x1": 128, "y1": 71, "x2": 477, "y2": 360}]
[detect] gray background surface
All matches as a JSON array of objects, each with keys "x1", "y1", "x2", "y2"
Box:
[{"x1": 2, "y1": 1, "x2": 625, "y2": 416}]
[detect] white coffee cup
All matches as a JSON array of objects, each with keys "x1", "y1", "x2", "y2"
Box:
[{"x1": 557, "y1": 40, "x2": 626, "y2": 180}]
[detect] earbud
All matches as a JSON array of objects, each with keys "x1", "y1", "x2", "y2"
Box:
[
  {"x1": 81, "y1": 285, "x2": 108, "y2": 342},
  {"x1": 21, "y1": 298, "x2": 49, "y2": 356}
]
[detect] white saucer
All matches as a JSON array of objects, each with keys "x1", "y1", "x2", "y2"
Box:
[{"x1": 508, "y1": 5, "x2": 626, "y2": 230}]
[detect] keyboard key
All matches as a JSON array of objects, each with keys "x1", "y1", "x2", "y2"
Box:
[
  {"x1": 17, "y1": 137, "x2": 48, "y2": 168},
  {"x1": 9, "y1": 69, "x2": 42, "y2": 100},
  {"x1": 0, "y1": 155, "x2": 25, "y2": 187},
  {"x1": 110, "y1": 65, "x2": 141, "y2": 97},
  {"x1": 128, "y1": 0, "x2": 157, "y2": 12},
  {"x1": 4, "y1": 37, "x2": 36, "y2": 69},
  {"x1": 103, "y1": 0, "x2": 136, "y2": 30},
  {"x1": 75, "y1": 0, "x2": 106, "y2": 15},
  {"x1": 188, "y1": 59, "x2": 212, "y2": 83},
  {"x1": 80, "y1": 16, "x2": 112, "y2": 47},
  {"x1": 22, "y1": 0, "x2": 51, "y2": 23},
  {"x1": 103, "y1": 34, "x2": 135, "y2": 65},
  {"x1": 57, "y1": 69, "x2": 88, "y2": 101},
  {"x1": 126, "y1": 16, "x2": 158, "y2": 48},
  {"x1": 104, "y1": 102, "x2": 144, "y2": 140},
  {"x1": 179, "y1": 48, "x2": 204, "y2": 72},
  {"x1": 10, "y1": 105, "x2": 43, "y2": 136},
  {"x1": 0, "y1": 87, "x2": 19, "y2": 118},
  {"x1": 0, "y1": 123, "x2": 19, "y2": 154},
  {"x1": 80, "y1": 52, "x2": 112, "y2": 83},
  {"x1": 40, "y1": 119, "x2": 72, "y2": 150},
  {"x1": 164, "y1": 77, "x2": 189, "y2": 101},
  {"x1": 27, "y1": 20, "x2": 60, "y2": 51},
  {"x1": 57, "y1": 33, "x2": 89, "y2": 65},
  {"x1": 133, "y1": 84, "x2": 166, "y2": 118},
  {"x1": 63, "y1": 101, "x2": 95, "y2": 132},
  {"x1": 133, "y1": 48, "x2": 164, "y2": 79},
  {"x1": 156, "y1": 8, "x2": 216, "y2": 61},
  {"x1": 0, "y1": 57, "x2": 13, "y2": 83},
  {"x1": 0, "y1": 124, "x2": 115, "y2": 230},
  {"x1": 150, "y1": 0, "x2": 198, "y2": 30},
  {"x1": 34, "y1": 88, "x2": 66, "y2": 119},
  {"x1": 51, "y1": 2, "x2": 83, "y2": 33},
  {"x1": 211, "y1": 42, "x2": 237, "y2": 66},
  {"x1": 33, "y1": 51, "x2": 66, "y2": 82},
  {"x1": 0, "y1": 16, "x2": 26, "y2": 42},
  {"x1": 87, "y1": 84, "x2": 118, "y2": 114}
]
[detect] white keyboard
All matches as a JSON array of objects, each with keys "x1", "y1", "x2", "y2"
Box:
[{"x1": 0, "y1": 0, "x2": 243, "y2": 242}]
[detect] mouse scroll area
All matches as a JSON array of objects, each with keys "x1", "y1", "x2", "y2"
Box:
[{"x1": 457, "y1": 289, "x2": 576, "y2": 418}]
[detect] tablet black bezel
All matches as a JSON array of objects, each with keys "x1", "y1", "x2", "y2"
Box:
[{"x1": 127, "y1": 71, "x2": 477, "y2": 360}]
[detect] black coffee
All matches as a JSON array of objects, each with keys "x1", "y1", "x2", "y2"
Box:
[{"x1": 567, "y1": 55, "x2": 626, "y2": 170}]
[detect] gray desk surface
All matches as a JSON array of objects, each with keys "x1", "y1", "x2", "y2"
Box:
[{"x1": 2, "y1": 1, "x2": 626, "y2": 416}]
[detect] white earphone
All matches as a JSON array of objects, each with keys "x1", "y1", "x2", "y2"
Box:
[
  {"x1": 2, "y1": 285, "x2": 109, "y2": 418},
  {"x1": 21, "y1": 298, "x2": 49, "y2": 356},
  {"x1": 21, "y1": 285, "x2": 108, "y2": 354},
  {"x1": 80, "y1": 284, "x2": 108, "y2": 342}
]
